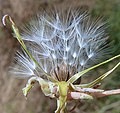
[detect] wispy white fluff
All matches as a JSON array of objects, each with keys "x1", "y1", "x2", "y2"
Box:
[
  {"x1": 9, "y1": 52, "x2": 37, "y2": 78},
  {"x1": 11, "y1": 9, "x2": 111, "y2": 78}
]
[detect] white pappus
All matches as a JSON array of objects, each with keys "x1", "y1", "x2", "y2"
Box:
[{"x1": 9, "y1": 9, "x2": 111, "y2": 82}]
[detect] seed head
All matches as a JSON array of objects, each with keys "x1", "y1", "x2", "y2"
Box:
[
  {"x1": 2, "y1": 9, "x2": 120, "y2": 113},
  {"x1": 10, "y1": 9, "x2": 110, "y2": 81}
]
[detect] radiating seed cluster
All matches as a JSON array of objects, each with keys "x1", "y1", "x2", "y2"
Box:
[{"x1": 10, "y1": 9, "x2": 110, "y2": 81}]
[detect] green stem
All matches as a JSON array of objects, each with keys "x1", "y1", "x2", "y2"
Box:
[{"x1": 64, "y1": 108, "x2": 68, "y2": 113}]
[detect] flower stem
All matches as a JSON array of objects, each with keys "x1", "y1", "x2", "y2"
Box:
[{"x1": 63, "y1": 108, "x2": 68, "y2": 113}]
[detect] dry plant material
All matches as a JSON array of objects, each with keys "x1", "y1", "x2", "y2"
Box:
[{"x1": 2, "y1": 9, "x2": 120, "y2": 113}]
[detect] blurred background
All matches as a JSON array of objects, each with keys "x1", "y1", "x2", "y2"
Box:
[{"x1": 0, "y1": 0, "x2": 120, "y2": 113}]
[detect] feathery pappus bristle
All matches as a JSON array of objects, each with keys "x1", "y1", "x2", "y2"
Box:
[
  {"x1": 9, "y1": 51, "x2": 36, "y2": 78},
  {"x1": 10, "y1": 9, "x2": 111, "y2": 81}
]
